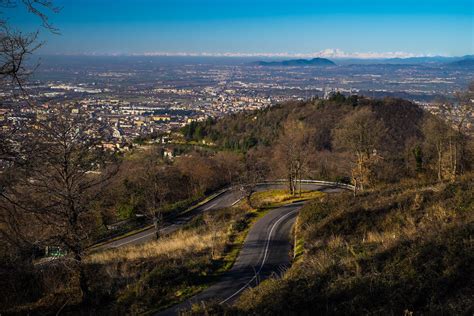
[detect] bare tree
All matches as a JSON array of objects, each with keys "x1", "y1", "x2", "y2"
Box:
[
  {"x1": 444, "y1": 87, "x2": 473, "y2": 178},
  {"x1": 214, "y1": 151, "x2": 243, "y2": 185},
  {"x1": 422, "y1": 116, "x2": 449, "y2": 181},
  {"x1": 333, "y1": 107, "x2": 385, "y2": 192},
  {"x1": 421, "y1": 83, "x2": 474, "y2": 181},
  {"x1": 138, "y1": 149, "x2": 197, "y2": 239},
  {"x1": 240, "y1": 148, "x2": 268, "y2": 208},
  {"x1": 274, "y1": 119, "x2": 313, "y2": 196},
  {"x1": 0, "y1": 0, "x2": 59, "y2": 88},
  {"x1": 140, "y1": 158, "x2": 169, "y2": 240},
  {"x1": 0, "y1": 0, "x2": 59, "y2": 206},
  {"x1": 422, "y1": 85, "x2": 473, "y2": 182},
  {"x1": 203, "y1": 212, "x2": 221, "y2": 259},
  {"x1": 0, "y1": 106, "x2": 119, "y2": 301},
  {"x1": 175, "y1": 154, "x2": 220, "y2": 197}
]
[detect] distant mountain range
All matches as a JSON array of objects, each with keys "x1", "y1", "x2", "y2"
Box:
[
  {"x1": 254, "y1": 57, "x2": 336, "y2": 67},
  {"x1": 381, "y1": 55, "x2": 472, "y2": 64},
  {"x1": 251, "y1": 55, "x2": 474, "y2": 67},
  {"x1": 448, "y1": 57, "x2": 474, "y2": 67},
  {"x1": 36, "y1": 54, "x2": 474, "y2": 69},
  {"x1": 321, "y1": 55, "x2": 474, "y2": 65}
]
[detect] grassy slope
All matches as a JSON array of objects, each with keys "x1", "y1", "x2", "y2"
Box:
[
  {"x1": 107, "y1": 190, "x2": 323, "y2": 314},
  {"x1": 227, "y1": 176, "x2": 474, "y2": 315},
  {"x1": 89, "y1": 188, "x2": 229, "y2": 250},
  {"x1": 85, "y1": 206, "x2": 254, "y2": 314},
  {"x1": 250, "y1": 189, "x2": 324, "y2": 209},
  {"x1": 5, "y1": 189, "x2": 320, "y2": 315}
]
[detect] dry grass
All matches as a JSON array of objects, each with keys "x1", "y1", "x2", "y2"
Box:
[
  {"x1": 93, "y1": 188, "x2": 323, "y2": 266},
  {"x1": 87, "y1": 230, "x2": 226, "y2": 264},
  {"x1": 227, "y1": 176, "x2": 474, "y2": 315},
  {"x1": 327, "y1": 234, "x2": 345, "y2": 249},
  {"x1": 84, "y1": 189, "x2": 310, "y2": 313},
  {"x1": 251, "y1": 189, "x2": 323, "y2": 208}
]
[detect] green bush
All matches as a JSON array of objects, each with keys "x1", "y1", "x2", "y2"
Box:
[{"x1": 116, "y1": 202, "x2": 135, "y2": 219}]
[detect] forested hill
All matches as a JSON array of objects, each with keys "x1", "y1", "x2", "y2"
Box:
[
  {"x1": 182, "y1": 94, "x2": 473, "y2": 315},
  {"x1": 254, "y1": 57, "x2": 336, "y2": 67},
  {"x1": 181, "y1": 94, "x2": 425, "y2": 153}
]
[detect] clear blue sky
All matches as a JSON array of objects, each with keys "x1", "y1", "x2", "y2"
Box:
[{"x1": 10, "y1": 0, "x2": 474, "y2": 56}]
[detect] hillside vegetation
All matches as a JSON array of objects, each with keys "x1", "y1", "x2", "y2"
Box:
[
  {"x1": 191, "y1": 175, "x2": 474, "y2": 315},
  {"x1": 182, "y1": 94, "x2": 472, "y2": 187},
  {"x1": 1, "y1": 204, "x2": 248, "y2": 314},
  {"x1": 182, "y1": 95, "x2": 424, "y2": 154},
  {"x1": 2, "y1": 93, "x2": 472, "y2": 315},
  {"x1": 1, "y1": 189, "x2": 317, "y2": 314},
  {"x1": 183, "y1": 92, "x2": 473, "y2": 315}
]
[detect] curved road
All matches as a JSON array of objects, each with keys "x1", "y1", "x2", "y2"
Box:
[
  {"x1": 157, "y1": 184, "x2": 345, "y2": 315},
  {"x1": 93, "y1": 183, "x2": 341, "y2": 251},
  {"x1": 158, "y1": 202, "x2": 303, "y2": 315}
]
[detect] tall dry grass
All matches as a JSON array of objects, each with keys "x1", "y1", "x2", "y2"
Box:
[
  {"x1": 87, "y1": 230, "x2": 225, "y2": 264},
  {"x1": 251, "y1": 189, "x2": 323, "y2": 208},
  {"x1": 229, "y1": 176, "x2": 474, "y2": 315}
]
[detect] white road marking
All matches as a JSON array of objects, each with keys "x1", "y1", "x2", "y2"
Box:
[
  {"x1": 94, "y1": 183, "x2": 346, "y2": 251},
  {"x1": 231, "y1": 197, "x2": 244, "y2": 206},
  {"x1": 219, "y1": 208, "x2": 299, "y2": 304},
  {"x1": 112, "y1": 230, "x2": 156, "y2": 248},
  {"x1": 204, "y1": 202, "x2": 218, "y2": 211},
  {"x1": 108, "y1": 198, "x2": 233, "y2": 248},
  {"x1": 112, "y1": 223, "x2": 182, "y2": 248}
]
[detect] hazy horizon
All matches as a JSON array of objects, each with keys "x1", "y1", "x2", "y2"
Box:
[
  {"x1": 10, "y1": 0, "x2": 474, "y2": 57},
  {"x1": 34, "y1": 50, "x2": 474, "y2": 59}
]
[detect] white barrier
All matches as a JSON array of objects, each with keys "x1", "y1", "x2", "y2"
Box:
[{"x1": 260, "y1": 179, "x2": 355, "y2": 191}]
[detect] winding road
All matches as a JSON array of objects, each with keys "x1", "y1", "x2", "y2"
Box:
[
  {"x1": 93, "y1": 182, "x2": 342, "y2": 251},
  {"x1": 158, "y1": 202, "x2": 303, "y2": 315},
  {"x1": 91, "y1": 182, "x2": 346, "y2": 315},
  {"x1": 155, "y1": 183, "x2": 346, "y2": 315}
]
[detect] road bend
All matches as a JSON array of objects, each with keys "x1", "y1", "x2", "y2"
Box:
[{"x1": 158, "y1": 201, "x2": 304, "y2": 315}]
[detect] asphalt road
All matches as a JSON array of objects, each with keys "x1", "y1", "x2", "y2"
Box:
[
  {"x1": 158, "y1": 201, "x2": 304, "y2": 315},
  {"x1": 93, "y1": 183, "x2": 341, "y2": 251},
  {"x1": 155, "y1": 184, "x2": 344, "y2": 315}
]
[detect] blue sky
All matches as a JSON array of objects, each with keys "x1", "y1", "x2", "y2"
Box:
[{"x1": 10, "y1": 0, "x2": 474, "y2": 57}]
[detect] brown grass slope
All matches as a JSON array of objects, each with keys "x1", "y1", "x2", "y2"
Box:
[{"x1": 191, "y1": 175, "x2": 473, "y2": 315}]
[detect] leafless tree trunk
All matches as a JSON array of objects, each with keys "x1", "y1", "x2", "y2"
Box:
[
  {"x1": 333, "y1": 108, "x2": 385, "y2": 191},
  {"x1": 240, "y1": 149, "x2": 268, "y2": 208},
  {"x1": 141, "y1": 156, "x2": 183, "y2": 239},
  {"x1": 275, "y1": 119, "x2": 314, "y2": 196},
  {"x1": 0, "y1": 106, "x2": 119, "y2": 302},
  {"x1": 439, "y1": 91, "x2": 473, "y2": 181}
]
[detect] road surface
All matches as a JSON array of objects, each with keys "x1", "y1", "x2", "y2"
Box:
[
  {"x1": 158, "y1": 201, "x2": 304, "y2": 315},
  {"x1": 93, "y1": 183, "x2": 341, "y2": 251}
]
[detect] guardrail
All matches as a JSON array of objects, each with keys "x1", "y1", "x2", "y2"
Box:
[
  {"x1": 260, "y1": 179, "x2": 355, "y2": 191},
  {"x1": 90, "y1": 179, "x2": 354, "y2": 249},
  {"x1": 90, "y1": 186, "x2": 233, "y2": 248}
]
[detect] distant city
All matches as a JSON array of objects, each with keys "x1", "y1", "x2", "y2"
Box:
[{"x1": 1, "y1": 55, "x2": 473, "y2": 146}]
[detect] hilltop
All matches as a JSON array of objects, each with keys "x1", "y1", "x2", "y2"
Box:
[
  {"x1": 449, "y1": 57, "x2": 474, "y2": 68},
  {"x1": 182, "y1": 95, "x2": 425, "y2": 154},
  {"x1": 180, "y1": 94, "x2": 474, "y2": 315},
  {"x1": 2, "y1": 93, "x2": 473, "y2": 315},
  {"x1": 254, "y1": 57, "x2": 336, "y2": 67}
]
